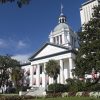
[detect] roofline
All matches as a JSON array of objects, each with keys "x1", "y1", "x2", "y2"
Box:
[
  {"x1": 29, "y1": 42, "x2": 69, "y2": 60},
  {"x1": 30, "y1": 50, "x2": 76, "y2": 61},
  {"x1": 81, "y1": 0, "x2": 98, "y2": 7},
  {"x1": 21, "y1": 62, "x2": 31, "y2": 66}
]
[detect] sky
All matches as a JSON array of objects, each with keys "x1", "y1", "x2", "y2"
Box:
[{"x1": 0, "y1": 0, "x2": 85, "y2": 63}]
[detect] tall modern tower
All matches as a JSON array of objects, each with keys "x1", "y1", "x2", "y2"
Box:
[{"x1": 80, "y1": 0, "x2": 100, "y2": 26}]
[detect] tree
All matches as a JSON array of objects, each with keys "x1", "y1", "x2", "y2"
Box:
[
  {"x1": 74, "y1": 5, "x2": 100, "y2": 79},
  {"x1": 45, "y1": 60, "x2": 60, "y2": 83},
  {"x1": 0, "y1": 55, "x2": 21, "y2": 89},
  {"x1": 0, "y1": 0, "x2": 31, "y2": 8},
  {"x1": 11, "y1": 67, "x2": 24, "y2": 89}
]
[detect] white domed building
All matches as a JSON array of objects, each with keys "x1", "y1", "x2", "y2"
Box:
[{"x1": 21, "y1": 8, "x2": 78, "y2": 88}]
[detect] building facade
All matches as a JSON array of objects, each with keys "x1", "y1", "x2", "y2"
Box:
[
  {"x1": 80, "y1": 0, "x2": 100, "y2": 26},
  {"x1": 21, "y1": 8, "x2": 78, "y2": 88}
]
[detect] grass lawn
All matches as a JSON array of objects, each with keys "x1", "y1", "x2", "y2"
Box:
[
  {"x1": 0, "y1": 94, "x2": 100, "y2": 100},
  {"x1": 34, "y1": 97, "x2": 100, "y2": 100}
]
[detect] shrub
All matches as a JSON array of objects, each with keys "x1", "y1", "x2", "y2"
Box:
[
  {"x1": 22, "y1": 95, "x2": 35, "y2": 99},
  {"x1": 82, "y1": 92, "x2": 89, "y2": 97},
  {"x1": 0, "y1": 95, "x2": 22, "y2": 100},
  {"x1": 66, "y1": 78, "x2": 92, "y2": 92},
  {"x1": 66, "y1": 78, "x2": 78, "y2": 92},
  {"x1": 68, "y1": 92, "x2": 76, "y2": 96},
  {"x1": 46, "y1": 93, "x2": 61, "y2": 98},
  {"x1": 21, "y1": 86, "x2": 31, "y2": 91},
  {"x1": 47, "y1": 83, "x2": 67, "y2": 93},
  {"x1": 6, "y1": 87, "x2": 16, "y2": 93}
]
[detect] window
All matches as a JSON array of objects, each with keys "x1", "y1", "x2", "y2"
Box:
[
  {"x1": 53, "y1": 37, "x2": 56, "y2": 44},
  {"x1": 57, "y1": 36, "x2": 59, "y2": 44},
  {"x1": 60, "y1": 35, "x2": 62, "y2": 44},
  {"x1": 71, "y1": 36, "x2": 73, "y2": 46}
]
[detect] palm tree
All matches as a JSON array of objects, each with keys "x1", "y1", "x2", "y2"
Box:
[
  {"x1": 11, "y1": 67, "x2": 23, "y2": 88},
  {"x1": 45, "y1": 60, "x2": 60, "y2": 83}
]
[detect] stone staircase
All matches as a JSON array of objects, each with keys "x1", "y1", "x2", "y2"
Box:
[{"x1": 21, "y1": 87, "x2": 46, "y2": 96}]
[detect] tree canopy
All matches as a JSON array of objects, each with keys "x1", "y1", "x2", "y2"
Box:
[
  {"x1": 45, "y1": 60, "x2": 60, "y2": 83},
  {"x1": 0, "y1": 0, "x2": 31, "y2": 7},
  {"x1": 74, "y1": 5, "x2": 100, "y2": 78},
  {"x1": 0, "y1": 55, "x2": 21, "y2": 88}
]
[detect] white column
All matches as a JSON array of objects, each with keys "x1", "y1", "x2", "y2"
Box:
[
  {"x1": 30, "y1": 65, "x2": 34, "y2": 86},
  {"x1": 42, "y1": 63, "x2": 46, "y2": 88},
  {"x1": 62, "y1": 34, "x2": 65, "y2": 45},
  {"x1": 57, "y1": 75, "x2": 60, "y2": 83},
  {"x1": 36, "y1": 64, "x2": 40, "y2": 87},
  {"x1": 60, "y1": 59, "x2": 64, "y2": 84},
  {"x1": 69, "y1": 57, "x2": 73, "y2": 78}
]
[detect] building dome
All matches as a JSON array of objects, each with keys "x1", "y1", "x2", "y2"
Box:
[
  {"x1": 53, "y1": 8, "x2": 71, "y2": 33},
  {"x1": 53, "y1": 23, "x2": 70, "y2": 32}
]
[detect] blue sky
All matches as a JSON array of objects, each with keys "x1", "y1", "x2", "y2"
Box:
[{"x1": 0, "y1": 0, "x2": 84, "y2": 62}]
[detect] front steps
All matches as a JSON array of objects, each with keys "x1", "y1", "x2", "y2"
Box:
[{"x1": 19, "y1": 87, "x2": 46, "y2": 96}]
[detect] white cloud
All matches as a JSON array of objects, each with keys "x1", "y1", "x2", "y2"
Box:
[
  {"x1": 17, "y1": 40, "x2": 27, "y2": 49},
  {"x1": 12, "y1": 53, "x2": 32, "y2": 64}
]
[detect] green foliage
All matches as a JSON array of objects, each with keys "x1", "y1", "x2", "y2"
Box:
[
  {"x1": 85, "y1": 83, "x2": 100, "y2": 91},
  {"x1": 0, "y1": 95, "x2": 22, "y2": 100},
  {"x1": 66, "y1": 78, "x2": 100, "y2": 92},
  {"x1": 11, "y1": 67, "x2": 24, "y2": 89},
  {"x1": 66, "y1": 78, "x2": 78, "y2": 92},
  {"x1": 0, "y1": 55, "x2": 21, "y2": 87},
  {"x1": 66, "y1": 78, "x2": 91, "y2": 92},
  {"x1": 0, "y1": 0, "x2": 30, "y2": 8},
  {"x1": 46, "y1": 93, "x2": 62, "y2": 98},
  {"x1": 0, "y1": 55, "x2": 23, "y2": 93},
  {"x1": 45, "y1": 60, "x2": 60, "y2": 83},
  {"x1": 47, "y1": 83, "x2": 67, "y2": 93},
  {"x1": 75, "y1": 5, "x2": 100, "y2": 78}
]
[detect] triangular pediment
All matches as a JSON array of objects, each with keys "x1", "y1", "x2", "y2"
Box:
[{"x1": 30, "y1": 43, "x2": 68, "y2": 60}]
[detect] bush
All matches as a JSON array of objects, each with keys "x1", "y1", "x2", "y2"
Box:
[
  {"x1": 66, "y1": 78, "x2": 100, "y2": 92},
  {"x1": 22, "y1": 95, "x2": 35, "y2": 99},
  {"x1": 47, "y1": 83, "x2": 67, "y2": 93},
  {"x1": 66, "y1": 78, "x2": 78, "y2": 92},
  {"x1": 68, "y1": 92, "x2": 76, "y2": 96},
  {"x1": 0, "y1": 95, "x2": 36, "y2": 100},
  {"x1": 0, "y1": 95, "x2": 22, "y2": 100},
  {"x1": 46, "y1": 93, "x2": 62, "y2": 98},
  {"x1": 82, "y1": 82, "x2": 100, "y2": 91},
  {"x1": 21, "y1": 86, "x2": 31, "y2": 91},
  {"x1": 6, "y1": 87, "x2": 16, "y2": 93},
  {"x1": 66, "y1": 78, "x2": 89, "y2": 92},
  {"x1": 82, "y1": 92, "x2": 89, "y2": 97}
]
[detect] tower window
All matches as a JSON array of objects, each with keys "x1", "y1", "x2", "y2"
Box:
[
  {"x1": 60, "y1": 35, "x2": 62, "y2": 44},
  {"x1": 53, "y1": 37, "x2": 56, "y2": 44},
  {"x1": 57, "y1": 36, "x2": 59, "y2": 44}
]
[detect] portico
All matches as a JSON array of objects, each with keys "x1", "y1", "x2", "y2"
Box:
[{"x1": 29, "y1": 48, "x2": 75, "y2": 88}]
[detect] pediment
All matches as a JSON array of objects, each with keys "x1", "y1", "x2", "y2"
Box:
[{"x1": 30, "y1": 43, "x2": 68, "y2": 60}]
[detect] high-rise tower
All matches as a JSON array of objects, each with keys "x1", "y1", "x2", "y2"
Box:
[{"x1": 80, "y1": 0, "x2": 100, "y2": 26}]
